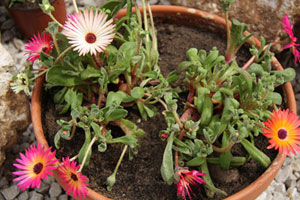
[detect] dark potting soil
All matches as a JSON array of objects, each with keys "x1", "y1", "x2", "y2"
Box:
[
  {"x1": 43, "y1": 18, "x2": 278, "y2": 200},
  {"x1": 7, "y1": 0, "x2": 55, "y2": 10}
]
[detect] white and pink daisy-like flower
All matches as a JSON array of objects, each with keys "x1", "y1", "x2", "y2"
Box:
[
  {"x1": 63, "y1": 8, "x2": 116, "y2": 56},
  {"x1": 13, "y1": 144, "x2": 57, "y2": 191},
  {"x1": 175, "y1": 168, "x2": 206, "y2": 200},
  {"x1": 58, "y1": 157, "x2": 89, "y2": 200},
  {"x1": 25, "y1": 32, "x2": 54, "y2": 63}
]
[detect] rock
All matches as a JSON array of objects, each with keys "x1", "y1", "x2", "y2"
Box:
[
  {"x1": 36, "y1": 182, "x2": 50, "y2": 194},
  {"x1": 58, "y1": 195, "x2": 68, "y2": 200},
  {"x1": 0, "y1": 185, "x2": 20, "y2": 200},
  {"x1": 1, "y1": 19, "x2": 14, "y2": 30},
  {"x1": 0, "y1": 44, "x2": 31, "y2": 166},
  {"x1": 271, "y1": 191, "x2": 286, "y2": 200},
  {"x1": 49, "y1": 182, "x2": 62, "y2": 198},
  {"x1": 168, "y1": 0, "x2": 300, "y2": 52},
  {"x1": 17, "y1": 191, "x2": 29, "y2": 200},
  {"x1": 29, "y1": 191, "x2": 43, "y2": 200},
  {"x1": 12, "y1": 38, "x2": 24, "y2": 51},
  {"x1": 43, "y1": 176, "x2": 55, "y2": 185},
  {"x1": 287, "y1": 187, "x2": 300, "y2": 200},
  {"x1": 275, "y1": 165, "x2": 293, "y2": 183},
  {"x1": 1, "y1": 30, "x2": 14, "y2": 43},
  {"x1": 273, "y1": 182, "x2": 286, "y2": 193},
  {"x1": 297, "y1": 179, "x2": 300, "y2": 192},
  {"x1": 0, "y1": 177, "x2": 8, "y2": 189}
]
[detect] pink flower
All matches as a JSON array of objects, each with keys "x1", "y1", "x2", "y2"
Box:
[
  {"x1": 58, "y1": 158, "x2": 89, "y2": 200},
  {"x1": 25, "y1": 32, "x2": 54, "y2": 63},
  {"x1": 175, "y1": 168, "x2": 206, "y2": 200},
  {"x1": 63, "y1": 8, "x2": 115, "y2": 56},
  {"x1": 12, "y1": 144, "x2": 57, "y2": 191},
  {"x1": 281, "y1": 14, "x2": 300, "y2": 64}
]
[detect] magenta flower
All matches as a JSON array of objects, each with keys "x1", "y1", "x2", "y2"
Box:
[
  {"x1": 13, "y1": 144, "x2": 57, "y2": 191},
  {"x1": 175, "y1": 168, "x2": 206, "y2": 200},
  {"x1": 281, "y1": 14, "x2": 300, "y2": 64},
  {"x1": 58, "y1": 157, "x2": 89, "y2": 200},
  {"x1": 63, "y1": 8, "x2": 115, "y2": 56},
  {"x1": 25, "y1": 32, "x2": 54, "y2": 63}
]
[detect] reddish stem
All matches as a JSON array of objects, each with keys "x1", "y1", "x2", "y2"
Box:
[
  {"x1": 175, "y1": 107, "x2": 200, "y2": 167},
  {"x1": 187, "y1": 86, "x2": 194, "y2": 104}
]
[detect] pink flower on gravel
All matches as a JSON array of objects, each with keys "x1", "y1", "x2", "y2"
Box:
[
  {"x1": 175, "y1": 168, "x2": 206, "y2": 200},
  {"x1": 281, "y1": 14, "x2": 300, "y2": 64},
  {"x1": 58, "y1": 157, "x2": 89, "y2": 200},
  {"x1": 12, "y1": 144, "x2": 57, "y2": 191},
  {"x1": 63, "y1": 8, "x2": 115, "y2": 56},
  {"x1": 25, "y1": 32, "x2": 54, "y2": 63}
]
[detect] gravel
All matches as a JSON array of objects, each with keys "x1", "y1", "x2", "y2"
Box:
[{"x1": 0, "y1": 0, "x2": 299, "y2": 200}]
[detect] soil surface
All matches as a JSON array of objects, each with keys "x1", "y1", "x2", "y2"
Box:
[
  {"x1": 43, "y1": 17, "x2": 278, "y2": 200},
  {"x1": 7, "y1": 0, "x2": 55, "y2": 9}
]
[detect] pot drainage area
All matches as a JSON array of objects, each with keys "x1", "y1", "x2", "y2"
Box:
[{"x1": 0, "y1": 0, "x2": 300, "y2": 200}]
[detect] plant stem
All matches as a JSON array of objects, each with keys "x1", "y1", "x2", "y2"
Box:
[
  {"x1": 70, "y1": 154, "x2": 78, "y2": 162},
  {"x1": 30, "y1": 69, "x2": 49, "y2": 81},
  {"x1": 64, "y1": 122, "x2": 77, "y2": 140},
  {"x1": 111, "y1": 145, "x2": 128, "y2": 177},
  {"x1": 53, "y1": 46, "x2": 73, "y2": 65},
  {"x1": 78, "y1": 135, "x2": 98, "y2": 172},
  {"x1": 49, "y1": 13, "x2": 63, "y2": 28},
  {"x1": 72, "y1": 0, "x2": 79, "y2": 13},
  {"x1": 212, "y1": 141, "x2": 234, "y2": 152},
  {"x1": 225, "y1": 11, "x2": 230, "y2": 49}
]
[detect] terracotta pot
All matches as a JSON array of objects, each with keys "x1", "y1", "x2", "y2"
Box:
[
  {"x1": 7, "y1": 0, "x2": 66, "y2": 38},
  {"x1": 31, "y1": 5, "x2": 296, "y2": 200}
]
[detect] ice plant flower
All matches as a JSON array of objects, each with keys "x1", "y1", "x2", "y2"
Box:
[
  {"x1": 175, "y1": 168, "x2": 206, "y2": 200},
  {"x1": 25, "y1": 32, "x2": 54, "y2": 63},
  {"x1": 58, "y1": 157, "x2": 89, "y2": 200},
  {"x1": 262, "y1": 109, "x2": 300, "y2": 156},
  {"x1": 12, "y1": 144, "x2": 57, "y2": 191},
  {"x1": 63, "y1": 8, "x2": 115, "y2": 56},
  {"x1": 281, "y1": 14, "x2": 300, "y2": 64}
]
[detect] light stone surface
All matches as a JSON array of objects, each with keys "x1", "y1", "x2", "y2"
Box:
[{"x1": 0, "y1": 44, "x2": 31, "y2": 166}]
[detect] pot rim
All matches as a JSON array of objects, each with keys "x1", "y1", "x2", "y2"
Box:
[{"x1": 31, "y1": 5, "x2": 296, "y2": 200}]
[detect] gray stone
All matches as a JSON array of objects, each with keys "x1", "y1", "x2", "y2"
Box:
[
  {"x1": 285, "y1": 178, "x2": 296, "y2": 189},
  {"x1": 0, "y1": 185, "x2": 20, "y2": 200},
  {"x1": 17, "y1": 191, "x2": 29, "y2": 200},
  {"x1": 0, "y1": 16, "x2": 5, "y2": 24},
  {"x1": 1, "y1": 19, "x2": 14, "y2": 30},
  {"x1": 287, "y1": 187, "x2": 300, "y2": 200},
  {"x1": 29, "y1": 191, "x2": 43, "y2": 200},
  {"x1": 0, "y1": 177, "x2": 8, "y2": 189},
  {"x1": 49, "y1": 182, "x2": 62, "y2": 198},
  {"x1": 58, "y1": 195, "x2": 68, "y2": 200},
  {"x1": 275, "y1": 165, "x2": 293, "y2": 183},
  {"x1": 1, "y1": 30, "x2": 14, "y2": 43},
  {"x1": 169, "y1": 0, "x2": 300, "y2": 52},
  {"x1": 273, "y1": 182, "x2": 286, "y2": 193},
  {"x1": 43, "y1": 176, "x2": 55, "y2": 185},
  {"x1": 0, "y1": 43, "x2": 31, "y2": 166},
  {"x1": 12, "y1": 38, "x2": 24, "y2": 51},
  {"x1": 271, "y1": 191, "x2": 286, "y2": 200},
  {"x1": 36, "y1": 182, "x2": 50, "y2": 194}
]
